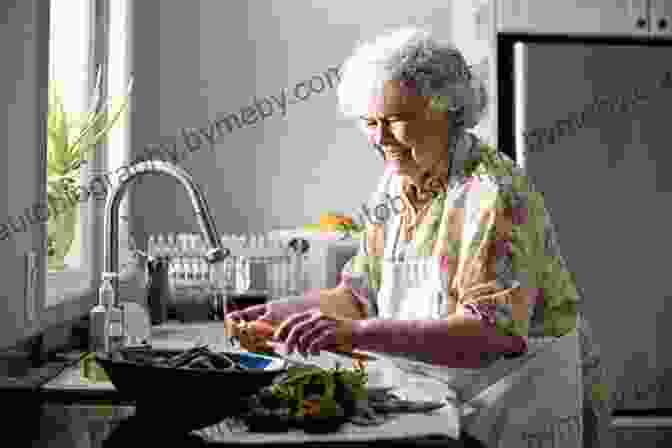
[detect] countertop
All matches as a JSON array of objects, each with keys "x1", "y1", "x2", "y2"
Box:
[{"x1": 1, "y1": 321, "x2": 484, "y2": 448}]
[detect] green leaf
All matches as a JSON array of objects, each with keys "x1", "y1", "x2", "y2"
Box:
[
  {"x1": 53, "y1": 107, "x2": 71, "y2": 168},
  {"x1": 318, "y1": 397, "x2": 340, "y2": 417},
  {"x1": 46, "y1": 75, "x2": 134, "y2": 179},
  {"x1": 68, "y1": 76, "x2": 133, "y2": 162}
]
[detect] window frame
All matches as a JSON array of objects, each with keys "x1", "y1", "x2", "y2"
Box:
[{"x1": 44, "y1": 0, "x2": 132, "y2": 309}]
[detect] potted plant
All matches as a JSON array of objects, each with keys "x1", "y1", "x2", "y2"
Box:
[{"x1": 47, "y1": 67, "x2": 134, "y2": 270}]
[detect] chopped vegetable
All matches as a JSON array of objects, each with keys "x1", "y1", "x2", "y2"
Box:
[
  {"x1": 232, "y1": 320, "x2": 277, "y2": 355},
  {"x1": 249, "y1": 320, "x2": 276, "y2": 339},
  {"x1": 243, "y1": 363, "x2": 365, "y2": 433},
  {"x1": 268, "y1": 363, "x2": 367, "y2": 419}
]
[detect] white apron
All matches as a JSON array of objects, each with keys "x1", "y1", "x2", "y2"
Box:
[{"x1": 368, "y1": 254, "x2": 584, "y2": 448}]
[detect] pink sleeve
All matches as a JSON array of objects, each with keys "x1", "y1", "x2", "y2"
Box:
[
  {"x1": 267, "y1": 283, "x2": 371, "y2": 323},
  {"x1": 266, "y1": 292, "x2": 322, "y2": 322},
  {"x1": 352, "y1": 317, "x2": 528, "y2": 368}
]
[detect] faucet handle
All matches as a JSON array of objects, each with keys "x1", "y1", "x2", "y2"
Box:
[
  {"x1": 204, "y1": 247, "x2": 230, "y2": 264},
  {"x1": 288, "y1": 238, "x2": 310, "y2": 255}
]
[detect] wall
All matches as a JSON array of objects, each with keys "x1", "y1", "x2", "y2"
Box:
[
  {"x1": 0, "y1": 0, "x2": 48, "y2": 350},
  {"x1": 0, "y1": 0, "x2": 458, "y2": 350},
  {"x1": 450, "y1": 0, "x2": 496, "y2": 146},
  {"x1": 129, "y1": 0, "x2": 455, "y2": 247}
]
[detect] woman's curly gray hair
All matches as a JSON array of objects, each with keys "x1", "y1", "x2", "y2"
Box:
[{"x1": 337, "y1": 26, "x2": 488, "y2": 132}]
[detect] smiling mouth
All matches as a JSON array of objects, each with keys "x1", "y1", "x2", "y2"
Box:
[{"x1": 385, "y1": 149, "x2": 412, "y2": 161}]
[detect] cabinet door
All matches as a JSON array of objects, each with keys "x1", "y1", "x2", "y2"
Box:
[
  {"x1": 651, "y1": 0, "x2": 672, "y2": 37},
  {"x1": 497, "y1": 0, "x2": 649, "y2": 36}
]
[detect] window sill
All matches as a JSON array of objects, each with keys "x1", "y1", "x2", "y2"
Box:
[
  {"x1": 46, "y1": 262, "x2": 146, "y2": 308},
  {"x1": 38, "y1": 267, "x2": 144, "y2": 352},
  {"x1": 46, "y1": 270, "x2": 93, "y2": 308}
]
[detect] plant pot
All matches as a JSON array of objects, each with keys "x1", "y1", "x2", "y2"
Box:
[{"x1": 47, "y1": 202, "x2": 78, "y2": 270}]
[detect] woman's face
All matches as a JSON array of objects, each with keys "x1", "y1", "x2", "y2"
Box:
[{"x1": 362, "y1": 79, "x2": 453, "y2": 175}]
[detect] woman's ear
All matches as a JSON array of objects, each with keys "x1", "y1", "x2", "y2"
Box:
[
  {"x1": 450, "y1": 106, "x2": 466, "y2": 128},
  {"x1": 424, "y1": 101, "x2": 452, "y2": 124}
]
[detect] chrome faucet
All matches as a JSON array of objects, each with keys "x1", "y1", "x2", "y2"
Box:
[{"x1": 103, "y1": 160, "x2": 230, "y2": 305}]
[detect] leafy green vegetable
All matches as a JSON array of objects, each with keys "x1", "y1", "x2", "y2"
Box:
[{"x1": 269, "y1": 364, "x2": 368, "y2": 418}]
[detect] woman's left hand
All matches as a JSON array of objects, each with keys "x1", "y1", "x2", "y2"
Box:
[{"x1": 272, "y1": 309, "x2": 359, "y2": 357}]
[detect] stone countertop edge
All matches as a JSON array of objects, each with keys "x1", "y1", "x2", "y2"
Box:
[{"x1": 0, "y1": 351, "x2": 88, "y2": 391}]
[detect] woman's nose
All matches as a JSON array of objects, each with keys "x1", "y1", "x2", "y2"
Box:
[
  {"x1": 370, "y1": 126, "x2": 383, "y2": 145},
  {"x1": 369, "y1": 122, "x2": 392, "y2": 145}
]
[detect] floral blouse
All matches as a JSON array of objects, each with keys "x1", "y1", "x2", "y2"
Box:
[{"x1": 341, "y1": 132, "x2": 580, "y2": 345}]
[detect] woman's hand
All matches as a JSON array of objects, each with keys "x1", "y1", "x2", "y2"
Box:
[
  {"x1": 224, "y1": 304, "x2": 274, "y2": 350},
  {"x1": 227, "y1": 318, "x2": 278, "y2": 354},
  {"x1": 225, "y1": 303, "x2": 270, "y2": 323},
  {"x1": 272, "y1": 309, "x2": 361, "y2": 357}
]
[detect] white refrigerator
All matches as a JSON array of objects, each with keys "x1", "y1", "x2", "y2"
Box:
[{"x1": 499, "y1": 33, "x2": 672, "y2": 429}]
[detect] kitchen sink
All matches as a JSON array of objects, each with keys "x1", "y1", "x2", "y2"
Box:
[{"x1": 0, "y1": 349, "x2": 32, "y2": 378}]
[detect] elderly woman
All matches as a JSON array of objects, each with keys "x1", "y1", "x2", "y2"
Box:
[{"x1": 226, "y1": 27, "x2": 611, "y2": 447}]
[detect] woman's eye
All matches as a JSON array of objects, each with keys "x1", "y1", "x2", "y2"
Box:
[{"x1": 364, "y1": 118, "x2": 407, "y2": 128}]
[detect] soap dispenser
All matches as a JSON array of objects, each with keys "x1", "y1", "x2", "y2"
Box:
[
  {"x1": 89, "y1": 272, "x2": 124, "y2": 354},
  {"x1": 89, "y1": 273, "x2": 114, "y2": 354},
  {"x1": 84, "y1": 273, "x2": 119, "y2": 382}
]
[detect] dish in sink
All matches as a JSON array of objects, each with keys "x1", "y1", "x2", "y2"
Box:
[{"x1": 94, "y1": 346, "x2": 287, "y2": 431}]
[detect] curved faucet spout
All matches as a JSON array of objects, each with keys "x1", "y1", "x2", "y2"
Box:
[{"x1": 103, "y1": 160, "x2": 229, "y2": 303}]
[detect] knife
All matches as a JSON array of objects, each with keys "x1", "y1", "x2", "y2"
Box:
[
  {"x1": 368, "y1": 396, "x2": 447, "y2": 414},
  {"x1": 266, "y1": 342, "x2": 376, "y2": 361}
]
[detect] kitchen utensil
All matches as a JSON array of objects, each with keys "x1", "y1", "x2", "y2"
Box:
[{"x1": 368, "y1": 394, "x2": 447, "y2": 414}]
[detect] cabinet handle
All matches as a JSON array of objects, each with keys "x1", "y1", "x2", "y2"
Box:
[
  {"x1": 636, "y1": 17, "x2": 647, "y2": 28},
  {"x1": 658, "y1": 17, "x2": 669, "y2": 30}
]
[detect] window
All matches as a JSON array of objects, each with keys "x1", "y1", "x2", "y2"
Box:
[
  {"x1": 46, "y1": 0, "x2": 132, "y2": 307},
  {"x1": 106, "y1": 0, "x2": 134, "y2": 270}
]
